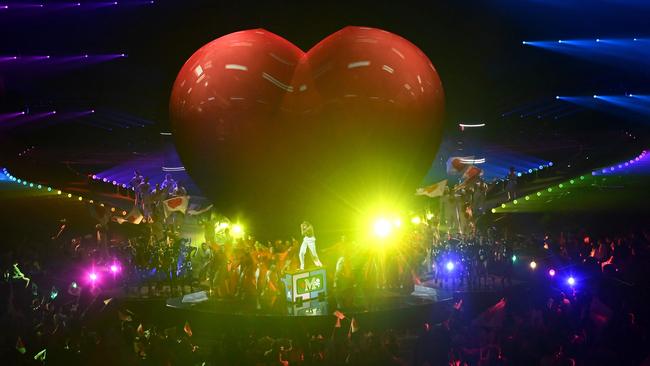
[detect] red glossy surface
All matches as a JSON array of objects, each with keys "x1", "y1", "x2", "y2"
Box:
[{"x1": 170, "y1": 26, "x2": 445, "y2": 235}]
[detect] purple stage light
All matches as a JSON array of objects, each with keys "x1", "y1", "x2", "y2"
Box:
[
  {"x1": 446, "y1": 261, "x2": 454, "y2": 271},
  {"x1": 89, "y1": 272, "x2": 98, "y2": 282},
  {"x1": 110, "y1": 263, "x2": 121, "y2": 274},
  {"x1": 0, "y1": 111, "x2": 26, "y2": 122},
  {"x1": 548, "y1": 269, "x2": 556, "y2": 277}
]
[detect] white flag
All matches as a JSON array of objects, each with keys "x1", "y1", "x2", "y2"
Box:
[
  {"x1": 163, "y1": 195, "x2": 189, "y2": 215},
  {"x1": 416, "y1": 180, "x2": 447, "y2": 198}
]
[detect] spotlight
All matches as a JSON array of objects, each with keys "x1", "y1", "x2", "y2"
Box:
[
  {"x1": 567, "y1": 276, "x2": 576, "y2": 286},
  {"x1": 410, "y1": 216, "x2": 421, "y2": 225},
  {"x1": 110, "y1": 264, "x2": 120, "y2": 274},
  {"x1": 491, "y1": 208, "x2": 496, "y2": 213},
  {"x1": 511, "y1": 255, "x2": 517, "y2": 263},
  {"x1": 548, "y1": 269, "x2": 556, "y2": 277},
  {"x1": 446, "y1": 261, "x2": 454, "y2": 271},
  {"x1": 89, "y1": 272, "x2": 98, "y2": 282},
  {"x1": 593, "y1": 95, "x2": 598, "y2": 98},
  {"x1": 529, "y1": 261, "x2": 537, "y2": 269},
  {"x1": 596, "y1": 38, "x2": 600, "y2": 42},
  {"x1": 232, "y1": 224, "x2": 244, "y2": 237},
  {"x1": 555, "y1": 96, "x2": 560, "y2": 99},
  {"x1": 557, "y1": 40, "x2": 562, "y2": 43},
  {"x1": 522, "y1": 41, "x2": 527, "y2": 45},
  {"x1": 373, "y1": 218, "x2": 392, "y2": 238}
]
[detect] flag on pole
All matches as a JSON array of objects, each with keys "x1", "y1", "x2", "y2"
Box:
[
  {"x1": 163, "y1": 196, "x2": 190, "y2": 216},
  {"x1": 183, "y1": 321, "x2": 193, "y2": 337},
  {"x1": 446, "y1": 157, "x2": 472, "y2": 175},
  {"x1": 416, "y1": 180, "x2": 447, "y2": 197},
  {"x1": 187, "y1": 204, "x2": 213, "y2": 216}
]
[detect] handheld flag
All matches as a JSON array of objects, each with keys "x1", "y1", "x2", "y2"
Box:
[
  {"x1": 163, "y1": 196, "x2": 190, "y2": 216},
  {"x1": 183, "y1": 321, "x2": 193, "y2": 337},
  {"x1": 416, "y1": 180, "x2": 447, "y2": 197}
]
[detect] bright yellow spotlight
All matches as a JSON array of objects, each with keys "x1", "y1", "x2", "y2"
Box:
[
  {"x1": 426, "y1": 213, "x2": 434, "y2": 220},
  {"x1": 393, "y1": 218, "x2": 402, "y2": 228},
  {"x1": 57, "y1": 190, "x2": 62, "y2": 195},
  {"x1": 530, "y1": 261, "x2": 537, "y2": 270},
  {"x1": 373, "y1": 218, "x2": 392, "y2": 238},
  {"x1": 232, "y1": 224, "x2": 244, "y2": 237},
  {"x1": 67, "y1": 193, "x2": 72, "y2": 198},
  {"x1": 411, "y1": 216, "x2": 422, "y2": 225}
]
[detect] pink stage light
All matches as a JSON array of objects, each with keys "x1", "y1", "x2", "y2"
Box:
[
  {"x1": 110, "y1": 263, "x2": 120, "y2": 273},
  {"x1": 89, "y1": 272, "x2": 98, "y2": 282},
  {"x1": 548, "y1": 269, "x2": 556, "y2": 277}
]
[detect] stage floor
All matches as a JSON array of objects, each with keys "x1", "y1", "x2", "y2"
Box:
[{"x1": 166, "y1": 286, "x2": 453, "y2": 320}]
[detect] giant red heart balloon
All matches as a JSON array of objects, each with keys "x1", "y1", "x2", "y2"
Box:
[{"x1": 170, "y1": 26, "x2": 444, "y2": 238}]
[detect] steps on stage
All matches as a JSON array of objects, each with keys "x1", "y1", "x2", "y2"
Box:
[{"x1": 281, "y1": 267, "x2": 327, "y2": 303}]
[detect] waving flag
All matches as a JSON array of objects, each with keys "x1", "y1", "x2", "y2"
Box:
[
  {"x1": 187, "y1": 204, "x2": 213, "y2": 216},
  {"x1": 446, "y1": 156, "x2": 472, "y2": 175},
  {"x1": 416, "y1": 180, "x2": 447, "y2": 197},
  {"x1": 163, "y1": 196, "x2": 189, "y2": 216}
]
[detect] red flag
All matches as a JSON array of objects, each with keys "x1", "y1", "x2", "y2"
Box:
[{"x1": 183, "y1": 321, "x2": 193, "y2": 337}]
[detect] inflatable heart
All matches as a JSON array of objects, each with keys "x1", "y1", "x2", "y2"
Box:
[{"x1": 170, "y1": 26, "x2": 444, "y2": 238}]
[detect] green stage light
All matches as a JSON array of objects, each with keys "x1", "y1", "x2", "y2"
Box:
[
  {"x1": 559, "y1": 184, "x2": 564, "y2": 188},
  {"x1": 580, "y1": 176, "x2": 585, "y2": 180},
  {"x1": 570, "y1": 179, "x2": 575, "y2": 184},
  {"x1": 47, "y1": 187, "x2": 52, "y2": 191},
  {"x1": 537, "y1": 192, "x2": 542, "y2": 196},
  {"x1": 511, "y1": 254, "x2": 517, "y2": 263},
  {"x1": 513, "y1": 200, "x2": 518, "y2": 204},
  {"x1": 491, "y1": 208, "x2": 496, "y2": 213},
  {"x1": 547, "y1": 188, "x2": 553, "y2": 192},
  {"x1": 525, "y1": 196, "x2": 530, "y2": 200},
  {"x1": 501, "y1": 203, "x2": 506, "y2": 208}
]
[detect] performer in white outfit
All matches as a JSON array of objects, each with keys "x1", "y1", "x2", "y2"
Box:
[{"x1": 299, "y1": 221, "x2": 322, "y2": 270}]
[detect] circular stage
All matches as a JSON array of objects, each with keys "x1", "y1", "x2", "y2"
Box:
[{"x1": 165, "y1": 286, "x2": 454, "y2": 330}]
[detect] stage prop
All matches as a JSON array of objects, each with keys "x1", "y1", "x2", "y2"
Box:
[
  {"x1": 170, "y1": 26, "x2": 445, "y2": 237},
  {"x1": 281, "y1": 268, "x2": 327, "y2": 303}
]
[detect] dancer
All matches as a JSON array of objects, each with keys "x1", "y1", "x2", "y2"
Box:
[{"x1": 299, "y1": 221, "x2": 322, "y2": 270}]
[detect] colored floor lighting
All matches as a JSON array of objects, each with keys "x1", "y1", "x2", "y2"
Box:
[{"x1": 592, "y1": 150, "x2": 647, "y2": 175}]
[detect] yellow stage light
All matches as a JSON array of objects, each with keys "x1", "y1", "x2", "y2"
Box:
[{"x1": 373, "y1": 218, "x2": 392, "y2": 238}]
